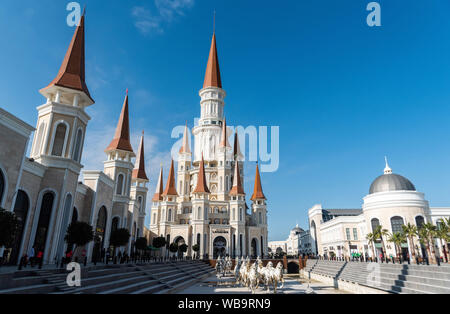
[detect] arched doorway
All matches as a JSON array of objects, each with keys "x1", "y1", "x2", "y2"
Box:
[
  {"x1": 175, "y1": 236, "x2": 186, "y2": 258},
  {"x1": 9, "y1": 190, "x2": 29, "y2": 264},
  {"x1": 391, "y1": 216, "x2": 408, "y2": 259},
  {"x1": 260, "y1": 236, "x2": 264, "y2": 258},
  {"x1": 33, "y1": 192, "x2": 55, "y2": 260},
  {"x1": 213, "y1": 236, "x2": 227, "y2": 259},
  {"x1": 251, "y1": 238, "x2": 258, "y2": 259},
  {"x1": 92, "y1": 207, "x2": 107, "y2": 262},
  {"x1": 287, "y1": 262, "x2": 299, "y2": 274},
  {"x1": 0, "y1": 169, "x2": 5, "y2": 205}
]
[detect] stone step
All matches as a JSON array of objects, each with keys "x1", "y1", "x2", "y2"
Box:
[{"x1": 99, "y1": 279, "x2": 161, "y2": 294}]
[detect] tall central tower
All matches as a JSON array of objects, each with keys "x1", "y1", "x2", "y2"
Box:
[{"x1": 192, "y1": 33, "x2": 226, "y2": 162}]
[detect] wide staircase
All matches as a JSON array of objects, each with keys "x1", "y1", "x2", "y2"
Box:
[
  {"x1": 303, "y1": 259, "x2": 450, "y2": 294},
  {"x1": 0, "y1": 260, "x2": 215, "y2": 294}
]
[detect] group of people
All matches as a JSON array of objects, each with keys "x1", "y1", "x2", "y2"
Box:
[{"x1": 18, "y1": 247, "x2": 44, "y2": 269}]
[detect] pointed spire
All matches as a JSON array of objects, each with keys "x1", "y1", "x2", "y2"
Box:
[
  {"x1": 105, "y1": 91, "x2": 134, "y2": 153},
  {"x1": 152, "y1": 166, "x2": 164, "y2": 202},
  {"x1": 41, "y1": 12, "x2": 93, "y2": 102},
  {"x1": 229, "y1": 160, "x2": 245, "y2": 196},
  {"x1": 203, "y1": 33, "x2": 222, "y2": 89},
  {"x1": 162, "y1": 160, "x2": 178, "y2": 196},
  {"x1": 194, "y1": 154, "x2": 211, "y2": 194},
  {"x1": 179, "y1": 122, "x2": 191, "y2": 154},
  {"x1": 251, "y1": 164, "x2": 266, "y2": 201},
  {"x1": 132, "y1": 132, "x2": 148, "y2": 181},
  {"x1": 384, "y1": 156, "x2": 392, "y2": 174},
  {"x1": 220, "y1": 118, "x2": 231, "y2": 148},
  {"x1": 233, "y1": 131, "x2": 242, "y2": 160}
]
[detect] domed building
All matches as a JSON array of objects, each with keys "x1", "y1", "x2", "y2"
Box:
[{"x1": 308, "y1": 159, "x2": 450, "y2": 260}]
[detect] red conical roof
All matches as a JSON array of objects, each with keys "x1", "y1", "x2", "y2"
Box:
[
  {"x1": 220, "y1": 118, "x2": 231, "y2": 148},
  {"x1": 251, "y1": 164, "x2": 266, "y2": 201},
  {"x1": 179, "y1": 123, "x2": 191, "y2": 154},
  {"x1": 106, "y1": 92, "x2": 134, "y2": 153},
  {"x1": 162, "y1": 160, "x2": 178, "y2": 196},
  {"x1": 41, "y1": 14, "x2": 93, "y2": 102},
  {"x1": 229, "y1": 161, "x2": 245, "y2": 196},
  {"x1": 132, "y1": 132, "x2": 148, "y2": 181},
  {"x1": 203, "y1": 33, "x2": 222, "y2": 89},
  {"x1": 194, "y1": 154, "x2": 210, "y2": 194},
  {"x1": 153, "y1": 166, "x2": 164, "y2": 202}
]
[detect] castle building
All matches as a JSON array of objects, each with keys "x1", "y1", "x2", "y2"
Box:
[
  {"x1": 149, "y1": 33, "x2": 269, "y2": 259},
  {"x1": 0, "y1": 14, "x2": 148, "y2": 265},
  {"x1": 309, "y1": 160, "x2": 450, "y2": 260},
  {"x1": 268, "y1": 225, "x2": 312, "y2": 257}
]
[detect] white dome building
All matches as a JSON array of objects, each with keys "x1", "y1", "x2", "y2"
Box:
[
  {"x1": 308, "y1": 159, "x2": 450, "y2": 260},
  {"x1": 362, "y1": 159, "x2": 429, "y2": 258}
]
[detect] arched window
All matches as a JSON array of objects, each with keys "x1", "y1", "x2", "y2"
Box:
[
  {"x1": 10, "y1": 190, "x2": 30, "y2": 264},
  {"x1": 71, "y1": 208, "x2": 78, "y2": 224},
  {"x1": 33, "y1": 192, "x2": 55, "y2": 253},
  {"x1": 232, "y1": 208, "x2": 236, "y2": 221},
  {"x1": 111, "y1": 217, "x2": 119, "y2": 232},
  {"x1": 153, "y1": 213, "x2": 156, "y2": 224},
  {"x1": 204, "y1": 207, "x2": 208, "y2": 220},
  {"x1": 72, "y1": 128, "x2": 83, "y2": 162},
  {"x1": 415, "y1": 216, "x2": 425, "y2": 229},
  {"x1": 198, "y1": 207, "x2": 201, "y2": 219},
  {"x1": 214, "y1": 219, "x2": 220, "y2": 224},
  {"x1": 215, "y1": 207, "x2": 219, "y2": 214},
  {"x1": 0, "y1": 170, "x2": 4, "y2": 206},
  {"x1": 390, "y1": 216, "x2": 404, "y2": 234},
  {"x1": 51, "y1": 123, "x2": 68, "y2": 157},
  {"x1": 197, "y1": 233, "x2": 201, "y2": 246},
  {"x1": 371, "y1": 218, "x2": 380, "y2": 232},
  {"x1": 33, "y1": 123, "x2": 46, "y2": 156},
  {"x1": 168, "y1": 208, "x2": 172, "y2": 221},
  {"x1": 137, "y1": 196, "x2": 143, "y2": 212},
  {"x1": 116, "y1": 174, "x2": 124, "y2": 195},
  {"x1": 259, "y1": 212, "x2": 262, "y2": 224},
  {"x1": 239, "y1": 208, "x2": 243, "y2": 221}
]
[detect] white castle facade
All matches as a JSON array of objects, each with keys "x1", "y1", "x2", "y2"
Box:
[{"x1": 149, "y1": 34, "x2": 269, "y2": 259}]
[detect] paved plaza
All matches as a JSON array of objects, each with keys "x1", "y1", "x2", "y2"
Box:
[{"x1": 178, "y1": 275, "x2": 350, "y2": 294}]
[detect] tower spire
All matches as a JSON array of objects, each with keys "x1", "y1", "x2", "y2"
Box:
[
  {"x1": 132, "y1": 132, "x2": 148, "y2": 180},
  {"x1": 251, "y1": 164, "x2": 266, "y2": 201},
  {"x1": 203, "y1": 33, "x2": 222, "y2": 89},
  {"x1": 40, "y1": 11, "x2": 93, "y2": 103},
  {"x1": 105, "y1": 91, "x2": 134, "y2": 153},
  {"x1": 233, "y1": 131, "x2": 242, "y2": 160},
  {"x1": 230, "y1": 160, "x2": 245, "y2": 196},
  {"x1": 153, "y1": 166, "x2": 164, "y2": 201},
  {"x1": 162, "y1": 160, "x2": 178, "y2": 196},
  {"x1": 194, "y1": 154, "x2": 210, "y2": 194},
  {"x1": 384, "y1": 156, "x2": 392, "y2": 174},
  {"x1": 179, "y1": 122, "x2": 191, "y2": 154},
  {"x1": 220, "y1": 118, "x2": 231, "y2": 148}
]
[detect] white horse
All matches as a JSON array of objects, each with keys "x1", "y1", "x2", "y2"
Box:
[
  {"x1": 247, "y1": 262, "x2": 259, "y2": 294},
  {"x1": 215, "y1": 256, "x2": 226, "y2": 278},
  {"x1": 271, "y1": 262, "x2": 285, "y2": 294}
]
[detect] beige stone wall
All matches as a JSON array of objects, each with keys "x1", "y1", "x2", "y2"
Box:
[{"x1": 0, "y1": 123, "x2": 29, "y2": 211}]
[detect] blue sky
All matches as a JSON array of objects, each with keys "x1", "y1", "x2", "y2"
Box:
[{"x1": 1, "y1": 1, "x2": 450, "y2": 241}]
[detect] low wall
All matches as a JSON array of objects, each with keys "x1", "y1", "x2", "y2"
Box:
[{"x1": 300, "y1": 270, "x2": 389, "y2": 294}]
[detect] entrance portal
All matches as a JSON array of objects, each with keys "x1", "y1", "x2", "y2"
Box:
[
  {"x1": 251, "y1": 238, "x2": 258, "y2": 259},
  {"x1": 213, "y1": 236, "x2": 227, "y2": 259}
]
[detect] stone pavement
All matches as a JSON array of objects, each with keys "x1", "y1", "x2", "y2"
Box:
[{"x1": 177, "y1": 275, "x2": 351, "y2": 294}]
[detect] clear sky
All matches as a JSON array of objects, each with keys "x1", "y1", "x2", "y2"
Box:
[{"x1": 1, "y1": 1, "x2": 450, "y2": 241}]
